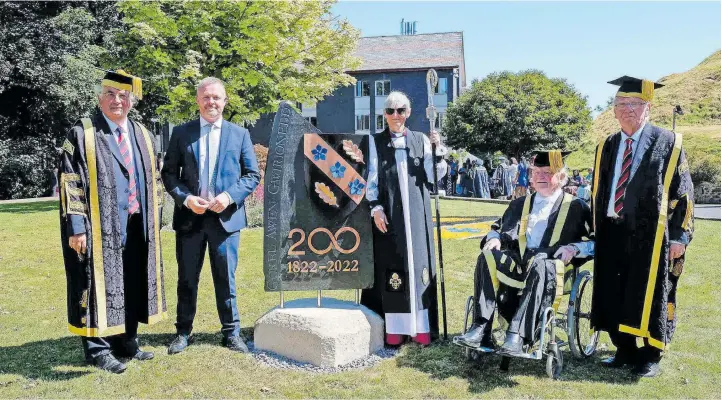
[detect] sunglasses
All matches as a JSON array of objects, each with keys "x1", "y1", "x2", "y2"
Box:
[{"x1": 385, "y1": 107, "x2": 407, "y2": 116}]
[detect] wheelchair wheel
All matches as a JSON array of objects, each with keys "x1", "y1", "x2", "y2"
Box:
[
  {"x1": 463, "y1": 296, "x2": 475, "y2": 361},
  {"x1": 567, "y1": 270, "x2": 600, "y2": 358},
  {"x1": 545, "y1": 343, "x2": 563, "y2": 379},
  {"x1": 463, "y1": 296, "x2": 474, "y2": 334}
]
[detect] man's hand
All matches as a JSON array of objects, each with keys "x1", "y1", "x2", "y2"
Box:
[
  {"x1": 430, "y1": 130, "x2": 442, "y2": 146},
  {"x1": 669, "y1": 242, "x2": 686, "y2": 260},
  {"x1": 187, "y1": 195, "x2": 210, "y2": 215},
  {"x1": 482, "y1": 237, "x2": 501, "y2": 252},
  {"x1": 373, "y1": 209, "x2": 389, "y2": 233},
  {"x1": 208, "y1": 192, "x2": 232, "y2": 213},
  {"x1": 554, "y1": 245, "x2": 579, "y2": 265},
  {"x1": 69, "y1": 233, "x2": 87, "y2": 255}
]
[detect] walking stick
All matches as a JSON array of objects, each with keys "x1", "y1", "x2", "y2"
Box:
[{"x1": 426, "y1": 69, "x2": 448, "y2": 340}]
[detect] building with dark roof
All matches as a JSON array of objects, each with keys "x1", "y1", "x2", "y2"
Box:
[{"x1": 250, "y1": 31, "x2": 466, "y2": 145}]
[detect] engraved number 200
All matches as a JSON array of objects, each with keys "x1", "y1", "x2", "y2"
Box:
[{"x1": 287, "y1": 227, "x2": 360, "y2": 256}]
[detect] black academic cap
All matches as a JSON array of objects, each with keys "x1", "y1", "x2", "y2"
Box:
[
  {"x1": 100, "y1": 69, "x2": 143, "y2": 100},
  {"x1": 533, "y1": 150, "x2": 571, "y2": 174},
  {"x1": 608, "y1": 75, "x2": 663, "y2": 102}
]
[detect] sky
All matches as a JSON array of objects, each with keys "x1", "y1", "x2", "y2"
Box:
[{"x1": 331, "y1": 1, "x2": 721, "y2": 113}]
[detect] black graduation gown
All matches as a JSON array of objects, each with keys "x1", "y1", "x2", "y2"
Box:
[
  {"x1": 472, "y1": 192, "x2": 593, "y2": 340},
  {"x1": 361, "y1": 128, "x2": 439, "y2": 338},
  {"x1": 590, "y1": 124, "x2": 694, "y2": 350},
  {"x1": 58, "y1": 111, "x2": 166, "y2": 337}
]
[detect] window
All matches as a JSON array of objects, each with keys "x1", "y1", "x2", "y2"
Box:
[
  {"x1": 355, "y1": 114, "x2": 370, "y2": 131},
  {"x1": 434, "y1": 112, "x2": 445, "y2": 130},
  {"x1": 435, "y1": 78, "x2": 447, "y2": 95},
  {"x1": 376, "y1": 114, "x2": 386, "y2": 132},
  {"x1": 375, "y1": 80, "x2": 390, "y2": 96},
  {"x1": 355, "y1": 81, "x2": 370, "y2": 97},
  {"x1": 306, "y1": 117, "x2": 317, "y2": 127}
]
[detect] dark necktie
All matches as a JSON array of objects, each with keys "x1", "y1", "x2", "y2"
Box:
[
  {"x1": 613, "y1": 138, "x2": 633, "y2": 215},
  {"x1": 116, "y1": 127, "x2": 139, "y2": 214}
]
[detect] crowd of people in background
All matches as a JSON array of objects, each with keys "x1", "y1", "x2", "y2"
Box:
[{"x1": 438, "y1": 154, "x2": 593, "y2": 205}]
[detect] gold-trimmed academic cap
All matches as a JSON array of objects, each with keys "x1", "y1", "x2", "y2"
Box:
[
  {"x1": 608, "y1": 75, "x2": 663, "y2": 102},
  {"x1": 101, "y1": 69, "x2": 143, "y2": 100},
  {"x1": 533, "y1": 150, "x2": 571, "y2": 174}
]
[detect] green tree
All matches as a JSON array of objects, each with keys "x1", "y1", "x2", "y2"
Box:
[
  {"x1": 0, "y1": 2, "x2": 121, "y2": 199},
  {"x1": 444, "y1": 70, "x2": 592, "y2": 159},
  {"x1": 114, "y1": 0, "x2": 361, "y2": 124}
]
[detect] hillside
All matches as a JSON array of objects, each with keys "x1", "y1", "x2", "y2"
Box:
[{"x1": 567, "y1": 50, "x2": 721, "y2": 170}]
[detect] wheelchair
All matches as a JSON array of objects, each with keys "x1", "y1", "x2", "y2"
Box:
[{"x1": 454, "y1": 263, "x2": 599, "y2": 379}]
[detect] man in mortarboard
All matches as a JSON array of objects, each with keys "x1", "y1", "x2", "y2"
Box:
[
  {"x1": 58, "y1": 70, "x2": 166, "y2": 373},
  {"x1": 590, "y1": 76, "x2": 694, "y2": 377},
  {"x1": 454, "y1": 151, "x2": 594, "y2": 355}
]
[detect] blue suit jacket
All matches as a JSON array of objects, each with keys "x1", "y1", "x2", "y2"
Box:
[
  {"x1": 68, "y1": 112, "x2": 149, "y2": 246},
  {"x1": 161, "y1": 119, "x2": 260, "y2": 233}
]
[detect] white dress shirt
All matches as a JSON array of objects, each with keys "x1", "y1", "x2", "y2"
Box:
[
  {"x1": 183, "y1": 117, "x2": 233, "y2": 207},
  {"x1": 198, "y1": 116, "x2": 222, "y2": 199},
  {"x1": 102, "y1": 115, "x2": 133, "y2": 161},
  {"x1": 606, "y1": 125, "x2": 644, "y2": 217}
]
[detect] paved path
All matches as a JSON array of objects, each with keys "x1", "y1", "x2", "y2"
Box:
[
  {"x1": 694, "y1": 204, "x2": 720, "y2": 220},
  {"x1": 0, "y1": 196, "x2": 56, "y2": 205}
]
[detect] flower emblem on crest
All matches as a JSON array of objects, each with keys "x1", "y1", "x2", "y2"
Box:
[
  {"x1": 348, "y1": 179, "x2": 365, "y2": 195},
  {"x1": 312, "y1": 144, "x2": 327, "y2": 161},
  {"x1": 330, "y1": 161, "x2": 346, "y2": 179}
]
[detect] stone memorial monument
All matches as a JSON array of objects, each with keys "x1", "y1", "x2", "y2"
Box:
[{"x1": 255, "y1": 103, "x2": 383, "y2": 367}]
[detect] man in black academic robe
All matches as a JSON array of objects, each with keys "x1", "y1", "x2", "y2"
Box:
[
  {"x1": 58, "y1": 70, "x2": 166, "y2": 373},
  {"x1": 591, "y1": 76, "x2": 694, "y2": 378},
  {"x1": 454, "y1": 151, "x2": 594, "y2": 355}
]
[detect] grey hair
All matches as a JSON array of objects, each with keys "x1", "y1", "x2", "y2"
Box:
[
  {"x1": 384, "y1": 91, "x2": 411, "y2": 109},
  {"x1": 95, "y1": 84, "x2": 138, "y2": 107},
  {"x1": 557, "y1": 167, "x2": 569, "y2": 187},
  {"x1": 197, "y1": 77, "x2": 227, "y2": 95}
]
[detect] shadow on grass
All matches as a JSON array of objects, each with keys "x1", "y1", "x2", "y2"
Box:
[
  {"x1": 137, "y1": 327, "x2": 255, "y2": 349},
  {"x1": 0, "y1": 201, "x2": 58, "y2": 214},
  {"x1": 0, "y1": 328, "x2": 256, "y2": 382},
  {"x1": 395, "y1": 338, "x2": 640, "y2": 394},
  {"x1": 0, "y1": 336, "x2": 91, "y2": 381}
]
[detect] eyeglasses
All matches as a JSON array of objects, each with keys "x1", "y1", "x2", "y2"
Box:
[
  {"x1": 385, "y1": 107, "x2": 407, "y2": 116},
  {"x1": 102, "y1": 91, "x2": 129, "y2": 102},
  {"x1": 614, "y1": 101, "x2": 647, "y2": 109},
  {"x1": 202, "y1": 95, "x2": 226, "y2": 103}
]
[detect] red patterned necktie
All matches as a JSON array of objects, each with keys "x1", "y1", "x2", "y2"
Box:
[
  {"x1": 116, "y1": 127, "x2": 139, "y2": 214},
  {"x1": 613, "y1": 138, "x2": 633, "y2": 215}
]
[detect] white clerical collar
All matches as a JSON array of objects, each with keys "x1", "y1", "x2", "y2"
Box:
[
  {"x1": 102, "y1": 114, "x2": 129, "y2": 134},
  {"x1": 534, "y1": 188, "x2": 563, "y2": 205},
  {"x1": 200, "y1": 116, "x2": 223, "y2": 129}
]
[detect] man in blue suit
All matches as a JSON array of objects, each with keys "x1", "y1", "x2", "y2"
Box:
[{"x1": 161, "y1": 77, "x2": 260, "y2": 354}]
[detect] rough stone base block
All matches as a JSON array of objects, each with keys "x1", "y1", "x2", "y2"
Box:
[{"x1": 253, "y1": 298, "x2": 384, "y2": 367}]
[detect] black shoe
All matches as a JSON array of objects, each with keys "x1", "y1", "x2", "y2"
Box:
[
  {"x1": 454, "y1": 324, "x2": 486, "y2": 348},
  {"x1": 601, "y1": 351, "x2": 636, "y2": 369},
  {"x1": 633, "y1": 361, "x2": 661, "y2": 377},
  {"x1": 498, "y1": 332, "x2": 524, "y2": 356},
  {"x1": 222, "y1": 335, "x2": 249, "y2": 353},
  {"x1": 91, "y1": 354, "x2": 127, "y2": 374},
  {"x1": 131, "y1": 349, "x2": 154, "y2": 361},
  {"x1": 168, "y1": 334, "x2": 192, "y2": 355}
]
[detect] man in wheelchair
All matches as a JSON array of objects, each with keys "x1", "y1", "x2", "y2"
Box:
[{"x1": 454, "y1": 150, "x2": 594, "y2": 357}]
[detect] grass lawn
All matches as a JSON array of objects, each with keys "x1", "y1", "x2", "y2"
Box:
[{"x1": 0, "y1": 199, "x2": 719, "y2": 398}]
